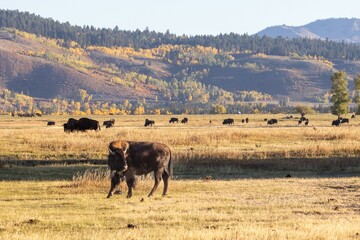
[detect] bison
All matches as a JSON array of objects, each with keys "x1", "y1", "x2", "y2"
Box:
[
  {"x1": 169, "y1": 117, "x2": 178, "y2": 123},
  {"x1": 144, "y1": 119, "x2": 155, "y2": 127},
  {"x1": 341, "y1": 118, "x2": 349, "y2": 124},
  {"x1": 181, "y1": 118, "x2": 188, "y2": 124},
  {"x1": 47, "y1": 121, "x2": 55, "y2": 126},
  {"x1": 267, "y1": 119, "x2": 278, "y2": 125},
  {"x1": 223, "y1": 118, "x2": 234, "y2": 125},
  {"x1": 77, "y1": 118, "x2": 101, "y2": 131},
  {"x1": 103, "y1": 119, "x2": 115, "y2": 128},
  {"x1": 332, "y1": 119, "x2": 341, "y2": 126},
  {"x1": 107, "y1": 140, "x2": 172, "y2": 198},
  {"x1": 64, "y1": 118, "x2": 100, "y2": 132},
  {"x1": 63, "y1": 118, "x2": 79, "y2": 132},
  {"x1": 245, "y1": 118, "x2": 249, "y2": 123}
]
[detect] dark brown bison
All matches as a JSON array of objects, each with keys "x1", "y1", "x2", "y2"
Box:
[
  {"x1": 245, "y1": 118, "x2": 249, "y2": 123},
  {"x1": 144, "y1": 119, "x2": 155, "y2": 127},
  {"x1": 181, "y1": 118, "x2": 188, "y2": 124},
  {"x1": 63, "y1": 118, "x2": 79, "y2": 132},
  {"x1": 341, "y1": 118, "x2": 349, "y2": 124},
  {"x1": 77, "y1": 118, "x2": 101, "y2": 131},
  {"x1": 64, "y1": 118, "x2": 100, "y2": 132},
  {"x1": 223, "y1": 118, "x2": 234, "y2": 125},
  {"x1": 107, "y1": 141, "x2": 172, "y2": 198},
  {"x1": 169, "y1": 117, "x2": 178, "y2": 123},
  {"x1": 103, "y1": 119, "x2": 115, "y2": 128},
  {"x1": 267, "y1": 119, "x2": 278, "y2": 125},
  {"x1": 351, "y1": 114, "x2": 356, "y2": 119},
  {"x1": 332, "y1": 119, "x2": 341, "y2": 126},
  {"x1": 47, "y1": 121, "x2": 55, "y2": 126}
]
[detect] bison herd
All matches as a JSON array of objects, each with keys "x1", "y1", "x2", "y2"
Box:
[
  {"x1": 38, "y1": 114, "x2": 359, "y2": 199},
  {"x1": 42, "y1": 115, "x2": 356, "y2": 131}
]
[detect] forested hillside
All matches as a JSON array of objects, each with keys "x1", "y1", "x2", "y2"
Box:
[
  {"x1": 2, "y1": 10, "x2": 360, "y2": 60},
  {"x1": 1, "y1": 9, "x2": 360, "y2": 115}
]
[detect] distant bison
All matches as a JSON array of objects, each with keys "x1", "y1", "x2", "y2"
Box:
[
  {"x1": 223, "y1": 118, "x2": 234, "y2": 125},
  {"x1": 351, "y1": 114, "x2": 356, "y2": 119},
  {"x1": 107, "y1": 140, "x2": 172, "y2": 198},
  {"x1": 77, "y1": 118, "x2": 101, "y2": 131},
  {"x1": 144, "y1": 119, "x2": 155, "y2": 127},
  {"x1": 64, "y1": 117, "x2": 100, "y2": 132},
  {"x1": 63, "y1": 118, "x2": 79, "y2": 132},
  {"x1": 169, "y1": 117, "x2": 178, "y2": 123},
  {"x1": 47, "y1": 121, "x2": 55, "y2": 126},
  {"x1": 181, "y1": 118, "x2": 188, "y2": 124},
  {"x1": 341, "y1": 118, "x2": 349, "y2": 124},
  {"x1": 332, "y1": 119, "x2": 341, "y2": 126},
  {"x1": 245, "y1": 118, "x2": 249, "y2": 123},
  {"x1": 267, "y1": 119, "x2": 278, "y2": 125},
  {"x1": 103, "y1": 119, "x2": 115, "y2": 128}
]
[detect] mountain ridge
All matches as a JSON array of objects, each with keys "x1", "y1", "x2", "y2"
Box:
[{"x1": 257, "y1": 18, "x2": 360, "y2": 43}]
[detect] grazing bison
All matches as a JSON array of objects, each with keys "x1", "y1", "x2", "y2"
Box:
[
  {"x1": 64, "y1": 118, "x2": 100, "y2": 132},
  {"x1": 245, "y1": 118, "x2": 249, "y2": 123},
  {"x1": 351, "y1": 114, "x2": 356, "y2": 119},
  {"x1": 103, "y1": 119, "x2": 115, "y2": 128},
  {"x1": 223, "y1": 118, "x2": 234, "y2": 125},
  {"x1": 77, "y1": 118, "x2": 101, "y2": 131},
  {"x1": 341, "y1": 118, "x2": 349, "y2": 124},
  {"x1": 144, "y1": 119, "x2": 155, "y2": 127},
  {"x1": 107, "y1": 141, "x2": 172, "y2": 198},
  {"x1": 267, "y1": 119, "x2": 278, "y2": 125},
  {"x1": 305, "y1": 120, "x2": 309, "y2": 126},
  {"x1": 181, "y1": 118, "x2": 188, "y2": 124},
  {"x1": 169, "y1": 117, "x2": 178, "y2": 123},
  {"x1": 63, "y1": 118, "x2": 79, "y2": 132},
  {"x1": 332, "y1": 119, "x2": 341, "y2": 126},
  {"x1": 47, "y1": 121, "x2": 55, "y2": 126},
  {"x1": 241, "y1": 119, "x2": 245, "y2": 123}
]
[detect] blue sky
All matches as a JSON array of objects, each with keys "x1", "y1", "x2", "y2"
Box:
[{"x1": 2, "y1": 0, "x2": 360, "y2": 35}]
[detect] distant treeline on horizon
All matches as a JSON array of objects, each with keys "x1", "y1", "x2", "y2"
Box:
[{"x1": 1, "y1": 9, "x2": 360, "y2": 60}]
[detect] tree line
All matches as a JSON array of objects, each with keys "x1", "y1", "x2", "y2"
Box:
[{"x1": 2, "y1": 9, "x2": 360, "y2": 60}]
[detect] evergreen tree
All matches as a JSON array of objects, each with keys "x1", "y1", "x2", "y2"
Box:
[{"x1": 330, "y1": 71, "x2": 350, "y2": 118}]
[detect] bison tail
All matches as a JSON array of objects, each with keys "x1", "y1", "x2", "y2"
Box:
[{"x1": 168, "y1": 150, "x2": 173, "y2": 179}]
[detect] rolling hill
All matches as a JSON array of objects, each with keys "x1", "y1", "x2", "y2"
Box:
[{"x1": 1, "y1": 28, "x2": 360, "y2": 105}]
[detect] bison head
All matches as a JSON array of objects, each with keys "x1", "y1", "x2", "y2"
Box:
[{"x1": 108, "y1": 147, "x2": 128, "y2": 173}]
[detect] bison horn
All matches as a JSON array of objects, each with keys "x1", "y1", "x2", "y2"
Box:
[{"x1": 109, "y1": 148, "x2": 116, "y2": 155}]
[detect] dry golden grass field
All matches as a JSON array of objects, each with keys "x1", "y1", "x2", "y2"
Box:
[{"x1": 0, "y1": 114, "x2": 360, "y2": 239}]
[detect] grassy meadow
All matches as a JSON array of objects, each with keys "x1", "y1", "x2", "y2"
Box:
[{"x1": 0, "y1": 114, "x2": 360, "y2": 239}]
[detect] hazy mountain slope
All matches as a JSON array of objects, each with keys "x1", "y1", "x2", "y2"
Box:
[{"x1": 257, "y1": 18, "x2": 360, "y2": 43}]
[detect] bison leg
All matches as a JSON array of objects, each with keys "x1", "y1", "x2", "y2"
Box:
[
  {"x1": 126, "y1": 177, "x2": 136, "y2": 198},
  {"x1": 162, "y1": 171, "x2": 170, "y2": 196},
  {"x1": 107, "y1": 172, "x2": 121, "y2": 198},
  {"x1": 148, "y1": 171, "x2": 162, "y2": 197}
]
